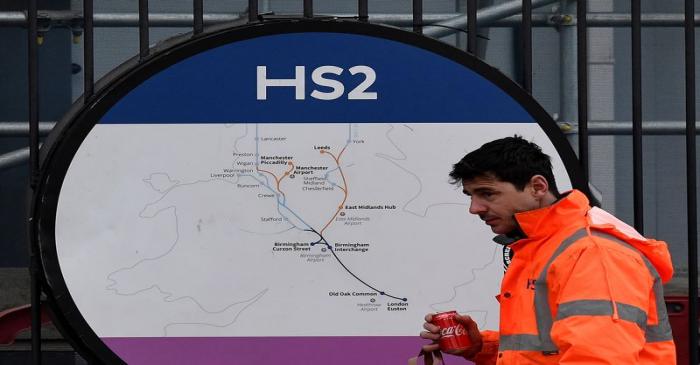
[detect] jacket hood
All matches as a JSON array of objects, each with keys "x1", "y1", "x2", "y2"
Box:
[{"x1": 588, "y1": 206, "x2": 674, "y2": 283}]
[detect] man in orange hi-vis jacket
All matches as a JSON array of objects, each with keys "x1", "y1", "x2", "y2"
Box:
[{"x1": 420, "y1": 136, "x2": 676, "y2": 364}]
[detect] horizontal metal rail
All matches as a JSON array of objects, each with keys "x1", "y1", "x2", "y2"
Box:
[
  {"x1": 560, "y1": 121, "x2": 700, "y2": 135},
  {"x1": 3, "y1": 121, "x2": 700, "y2": 139},
  {"x1": 0, "y1": 122, "x2": 55, "y2": 136},
  {"x1": 423, "y1": 0, "x2": 556, "y2": 38},
  {"x1": 581, "y1": 13, "x2": 700, "y2": 27},
  {"x1": 1, "y1": 11, "x2": 699, "y2": 29},
  {"x1": 0, "y1": 11, "x2": 453, "y2": 28},
  {"x1": 0, "y1": 147, "x2": 31, "y2": 170}
]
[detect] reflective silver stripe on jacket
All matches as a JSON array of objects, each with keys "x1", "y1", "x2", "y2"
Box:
[
  {"x1": 532, "y1": 228, "x2": 587, "y2": 352},
  {"x1": 499, "y1": 334, "x2": 543, "y2": 351},
  {"x1": 499, "y1": 228, "x2": 673, "y2": 353},
  {"x1": 590, "y1": 231, "x2": 674, "y2": 343},
  {"x1": 556, "y1": 299, "x2": 647, "y2": 329}
]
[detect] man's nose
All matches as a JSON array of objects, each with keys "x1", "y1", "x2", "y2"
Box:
[{"x1": 469, "y1": 199, "x2": 487, "y2": 215}]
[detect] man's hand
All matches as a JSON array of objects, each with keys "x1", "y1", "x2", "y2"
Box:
[{"x1": 419, "y1": 313, "x2": 483, "y2": 359}]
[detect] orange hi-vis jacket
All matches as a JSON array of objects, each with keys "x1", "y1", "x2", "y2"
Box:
[{"x1": 472, "y1": 190, "x2": 676, "y2": 365}]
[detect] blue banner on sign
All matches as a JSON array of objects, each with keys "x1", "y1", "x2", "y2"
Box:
[{"x1": 101, "y1": 33, "x2": 533, "y2": 124}]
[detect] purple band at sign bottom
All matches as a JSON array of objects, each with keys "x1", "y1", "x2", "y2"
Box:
[{"x1": 103, "y1": 336, "x2": 476, "y2": 364}]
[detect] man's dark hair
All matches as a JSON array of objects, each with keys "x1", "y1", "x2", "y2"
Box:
[{"x1": 449, "y1": 135, "x2": 560, "y2": 197}]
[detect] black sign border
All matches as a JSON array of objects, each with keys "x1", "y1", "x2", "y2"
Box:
[{"x1": 32, "y1": 19, "x2": 590, "y2": 364}]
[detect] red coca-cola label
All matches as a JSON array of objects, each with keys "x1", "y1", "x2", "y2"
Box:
[
  {"x1": 440, "y1": 323, "x2": 466, "y2": 337},
  {"x1": 433, "y1": 311, "x2": 472, "y2": 351}
]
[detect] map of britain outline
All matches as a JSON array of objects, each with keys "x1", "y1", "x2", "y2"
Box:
[{"x1": 55, "y1": 122, "x2": 571, "y2": 338}]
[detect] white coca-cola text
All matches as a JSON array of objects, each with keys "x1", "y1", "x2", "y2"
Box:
[{"x1": 440, "y1": 324, "x2": 466, "y2": 338}]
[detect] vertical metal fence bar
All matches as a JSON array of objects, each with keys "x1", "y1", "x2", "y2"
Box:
[
  {"x1": 139, "y1": 0, "x2": 149, "y2": 59},
  {"x1": 521, "y1": 0, "x2": 532, "y2": 92},
  {"x1": 413, "y1": 0, "x2": 423, "y2": 34},
  {"x1": 577, "y1": 0, "x2": 588, "y2": 179},
  {"x1": 83, "y1": 0, "x2": 94, "y2": 99},
  {"x1": 560, "y1": 0, "x2": 578, "y2": 159},
  {"x1": 303, "y1": 0, "x2": 313, "y2": 18},
  {"x1": 194, "y1": 0, "x2": 203, "y2": 33},
  {"x1": 27, "y1": 1, "x2": 38, "y2": 188},
  {"x1": 248, "y1": 0, "x2": 258, "y2": 23},
  {"x1": 27, "y1": 0, "x2": 42, "y2": 364},
  {"x1": 631, "y1": 0, "x2": 643, "y2": 233},
  {"x1": 685, "y1": 0, "x2": 698, "y2": 364},
  {"x1": 358, "y1": 0, "x2": 368, "y2": 22},
  {"x1": 467, "y1": 0, "x2": 477, "y2": 54}
]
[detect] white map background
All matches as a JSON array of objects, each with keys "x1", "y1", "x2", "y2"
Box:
[{"x1": 55, "y1": 123, "x2": 571, "y2": 337}]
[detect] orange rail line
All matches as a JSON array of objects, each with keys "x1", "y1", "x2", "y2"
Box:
[
  {"x1": 337, "y1": 145, "x2": 348, "y2": 161},
  {"x1": 257, "y1": 162, "x2": 294, "y2": 200},
  {"x1": 256, "y1": 167, "x2": 279, "y2": 185},
  {"x1": 276, "y1": 162, "x2": 295, "y2": 199},
  {"x1": 320, "y1": 148, "x2": 349, "y2": 235},
  {"x1": 279, "y1": 162, "x2": 295, "y2": 184}
]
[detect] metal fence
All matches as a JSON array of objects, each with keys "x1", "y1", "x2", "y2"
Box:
[{"x1": 2, "y1": 0, "x2": 698, "y2": 363}]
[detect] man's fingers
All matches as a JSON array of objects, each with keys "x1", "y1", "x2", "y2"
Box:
[
  {"x1": 423, "y1": 322, "x2": 440, "y2": 333},
  {"x1": 456, "y1": 315, "x2": 480, "y2": 337},
  {"x1": 454, "y1": 314, "x2": 474, "y2": 325},
  {"x1": 420, "y1": 331, "x2": 440, "y2": 341},
  {"x1": 421, "y1": 312, "x2": 483, "y2": 360},
  {"x1": 420, "y1": 313, "x2": 440, "y2": 355},
  {"x1": 454, "y1": 314, "x2": 483, "y2": 352}
]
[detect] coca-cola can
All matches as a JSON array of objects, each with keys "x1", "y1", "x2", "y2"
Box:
[{"x1": 433, "y1": 311, "x2": 472, "y2": 351}]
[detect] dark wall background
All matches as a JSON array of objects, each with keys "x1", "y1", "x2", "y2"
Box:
[
  {"x1": 613, "y1": 1, "x2": 700, "y2": 290},
  {"x1": 0, "y1": 1, "x2": 80, "y2": 364},
  {"x1": 0, "y1": 0, "x2": 72, "y2": 267}
]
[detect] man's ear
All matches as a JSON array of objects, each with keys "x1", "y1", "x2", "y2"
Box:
[{"x1": 528, "y1": 175, "x2": 550, "y2": 198}]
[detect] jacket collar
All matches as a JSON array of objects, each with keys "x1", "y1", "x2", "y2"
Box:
[{"x1": 511, "y1": 189, "x2": 590, "y2": 241}]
